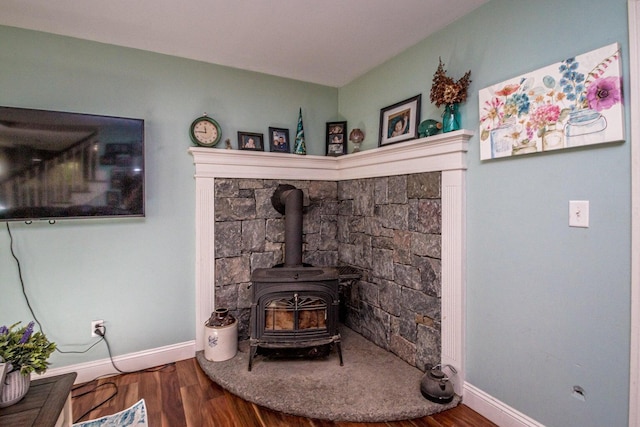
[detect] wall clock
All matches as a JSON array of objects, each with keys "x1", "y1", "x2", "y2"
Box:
[{"x1": 189, "y1": 113, "x2": 222, "y2": 147}]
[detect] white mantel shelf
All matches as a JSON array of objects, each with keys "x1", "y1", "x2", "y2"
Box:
[
  {"x1": 189, "y1": 129, "x2": 472, "y2": 181},
  {"x1": 189, "y1": 129, "x2": 471, "y2": 395}
]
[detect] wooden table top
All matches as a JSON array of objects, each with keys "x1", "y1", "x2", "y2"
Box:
[{"x1": 0, "y1": 372, "x2": 76, "y2": 427}]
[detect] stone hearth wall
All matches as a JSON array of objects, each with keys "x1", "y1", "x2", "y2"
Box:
[
  {"x1": 214, "y1": 172, "x2": 442, "y2": 371},
  {"x1": 337, "y1": 172, "x2": 441, "y2": 370}
]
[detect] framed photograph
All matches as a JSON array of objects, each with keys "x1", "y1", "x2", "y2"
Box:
[
  {"x1": 238, "y1": 131, "x2": 264, "y2": 151},
  {"x1": 326, "y1": 121, "x2": 347, "y2": 156},
  {"x1": 269, "y1": 127, "x2": 290, "y2": 153},
  {"x1": 379, "y1": 94, "x2": 421, "y2": 146}
]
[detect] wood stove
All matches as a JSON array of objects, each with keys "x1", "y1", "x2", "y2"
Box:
[
  {"x1": 249, "y1": 266, "x2": 342, "y2": 370},
  {"x1": 248, "y1": 184, "x2": 343, "y2": 371}
]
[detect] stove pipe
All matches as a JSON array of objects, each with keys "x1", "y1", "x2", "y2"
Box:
[{"x1": 271, "y1": 184, "x2": 303, "y2": 267}]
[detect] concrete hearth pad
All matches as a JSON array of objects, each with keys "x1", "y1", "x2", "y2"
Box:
[{"x1": 196, "y1": 326, "x2": 460, "y2": 422}]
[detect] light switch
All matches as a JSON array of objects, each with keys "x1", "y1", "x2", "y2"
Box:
[{"x1": 569, "y1": 200, "x2": 589, "y2": 228}]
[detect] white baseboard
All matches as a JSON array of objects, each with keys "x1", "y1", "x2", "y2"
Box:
[
  {"x1": 463, "y1": 382, "x2": 545, "y2": 427},
  {"x1": 33, "y1": 340, "x2": 196, "y2": 384}
]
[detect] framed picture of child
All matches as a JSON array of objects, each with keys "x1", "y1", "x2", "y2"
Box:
[
  {"x1": 379, "y1": 94, "x2": 421, "y2": 146},
  {"x1": 238, "y1": 131, "x2": 264, "y2": 151}
]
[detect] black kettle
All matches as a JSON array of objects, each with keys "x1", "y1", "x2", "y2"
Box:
[{"x1": 420, "y1": 364, "x2": 457, "y2": 403}]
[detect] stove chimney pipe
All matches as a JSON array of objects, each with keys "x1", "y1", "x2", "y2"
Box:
[{"x1": 271, "y1": 184, "x2": 303, "y2": 267}]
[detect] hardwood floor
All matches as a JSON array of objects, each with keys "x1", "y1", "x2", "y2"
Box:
[{"x1": 71, "y1": 358, "x2": 497, "y2": 427}]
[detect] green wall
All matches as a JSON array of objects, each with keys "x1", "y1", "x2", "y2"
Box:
[
  {"x1": 1, "y1": 0, "x2": 633, "y2": 425},
  {"x1": 0, "y1": 26, "x2": 337, "y2": 367},
  {"x1": 340, "y1": 1, "x2": 631, "y2": 426}
]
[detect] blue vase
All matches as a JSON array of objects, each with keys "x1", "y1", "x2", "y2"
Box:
[{"x1": 442, "y1": 103, "x2": 461, "y2": 133}]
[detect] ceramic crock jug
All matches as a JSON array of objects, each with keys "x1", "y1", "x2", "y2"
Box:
[{"x1": 204, "y1": 308, "x2": 238, "y2": 362}]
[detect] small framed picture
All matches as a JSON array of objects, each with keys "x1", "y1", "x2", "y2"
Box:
[
  {"x1": 269, "y1": 127, "x2": 290, "y2": 153},
  {"x1": 379, "y1": 94, "x2": 421, "y2": 146},
  {"x1": 238, "y1": 131, "x2": 264, "y2": 151},
  {"x1": 326, "y1": 121, "x2": 347, "y2": 156}
]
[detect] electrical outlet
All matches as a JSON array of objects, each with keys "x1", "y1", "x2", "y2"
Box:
[{"x1": 91, "y1": 320, "x2": 105, "y2": 337}]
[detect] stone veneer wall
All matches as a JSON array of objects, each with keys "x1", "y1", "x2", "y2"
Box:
[
  {"x1": 213, "y1": 171, "x2": 442, "y2": 371},
  {"x1": 337, "y1": 172, "x2": 442, "y2": 370}
]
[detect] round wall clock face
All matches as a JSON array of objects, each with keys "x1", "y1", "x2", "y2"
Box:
[{"x1": 190, "y1": 115, "x2": 221, "y2": 147}]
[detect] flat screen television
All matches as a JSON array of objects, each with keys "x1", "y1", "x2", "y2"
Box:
[{"x1": 0, "y1": 106, "x2": 145, "y2": 222}]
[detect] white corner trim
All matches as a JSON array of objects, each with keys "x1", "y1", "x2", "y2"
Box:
[
  {"x1": 629, "y1": 1, "x2": 640, "y2": 426},
  {"x1": 33, "y1": 340, "x2": 195, "y2": 384},
  {"x1": 441, "y1": 169, "x2": 466, "y2": 396},
  {"x1": 464, "y1": 382, "x2": 545, "y2": 427}
]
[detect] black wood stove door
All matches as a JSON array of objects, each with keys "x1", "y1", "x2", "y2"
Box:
[
  {"x1": 248, "y1": 276, "x2": 343, "y2": 371},
  {"x1": 251, "y1": 280, "x2": 339, "y2": 338},
  {"x1": 257, "y1": 289, "x2": 335, "y2": 340}
]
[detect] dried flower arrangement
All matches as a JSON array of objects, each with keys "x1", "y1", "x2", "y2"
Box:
[{"x1": 430, "y1": 58, "x2": 472, "y2": 108}]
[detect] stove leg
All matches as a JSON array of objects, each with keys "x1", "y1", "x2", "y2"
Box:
[
  {"x1": 248, "y1": 344, "x2": 257, "y2": 371},
  {"x1": 335, "y1": 339, "x2": 344, "y2": 366}
]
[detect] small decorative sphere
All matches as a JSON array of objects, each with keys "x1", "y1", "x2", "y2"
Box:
[{"x1": 349, "y1": 128, "x2": 365, "y2": 153}]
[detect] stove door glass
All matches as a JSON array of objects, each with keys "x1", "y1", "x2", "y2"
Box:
[{"x1": 264, "y1": 293, "x2": 327, "y2": 331}]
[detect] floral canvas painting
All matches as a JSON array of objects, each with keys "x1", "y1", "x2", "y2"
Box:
[{"x1": 479, "y1": 43, "x2": 623, "y2": 160}]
